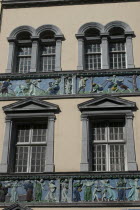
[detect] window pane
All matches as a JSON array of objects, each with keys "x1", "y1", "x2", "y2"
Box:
[
  {"x1": 92, "y1": 144, "x2": 106, "y2": 171},
  {"x1": 32, "y1": 124, "x2": 47, "y2": 142},
  {"x1": 40, "y1": 45, "x2": 56, "y2": 72},
  {"x1": 91, "y1": 122, "x2": 106, "y2": 141},
  {"x1": 109, "y1": 122, "x2": 124, "y2": 140},
  {"x1": 109, "y1": 42, "x2": 126, "y2": 69},
  {"x1": 17, "y1": 125, "x2": 30, "y2": 143},
  {"x1": 17, "y1": 57, "x2": 31, "y2": 73},
  {"x1": 110, "y1": 144, "x2": 125, "y2": 171},
  {"x1": 85, "y1": 43, "x2": 101, "y2": 70},
  {"x1": 18, "y1": 47, "x2": 32, "y2": 56},
  {"x1": 30, "y1": 146, "x2": 46, "y2": 172},
  {"x1": 15, "y1": 146, "x2": 29, "y2": 173},
  {"x1": 17, "y1": 47, "x2": 31, "y2": 73}
]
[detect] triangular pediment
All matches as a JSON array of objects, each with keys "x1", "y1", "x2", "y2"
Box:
[
  {"x1": 3, "y1": 97, "x2": 59, "y2": 113},
  {"x1": 78, "y1": 95, "x2": 136, "y2": 111}
]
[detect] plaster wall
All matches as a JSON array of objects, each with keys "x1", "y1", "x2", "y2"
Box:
[
  {"x1": 0, "y1": 2, "x2": 140, "y2": 72},
  {"x1": 0, "y1": 97, "x2": 140, "y2": 172}
]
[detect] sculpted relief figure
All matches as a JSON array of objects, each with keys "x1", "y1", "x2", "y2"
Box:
[
  {"x1": 117, "y1": 178, "x2": 126, "y2": 201},
  {"x1": 61, "y1": 179, "x2": 69, "y2": 202},
  {"x1": 45, "y1": 180, "x2": 57, "y2": 202},
  {"x1": 24, "y1": 180, "x2": 34, "y2": 202},
  {"x1": 83, "y1": 180, "x2": 94, "y2": 202},
  {"x1": 9, "y1": 180, "x2": 21, "y2": 203},
  {"x1": 73, "y1": 181, "x2": 83, "y2": 202},
  {"x1": 128, "y1": 179, "x2": 140, "y2": 201},
  {"x1": 34, "y1": 179, "x2": 45, "y2": 202},
  {"x1": 100, "y1": 180, "x2": 117, "y2": 201},
  {"x1": 65, "y1": 77, "x2": 72, "y2": 94},
  {"x1": 78, "y1": 77, "x2": 88, "y2": 93}
]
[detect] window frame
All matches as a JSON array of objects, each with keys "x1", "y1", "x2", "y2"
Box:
[
  {"x1": 40, "y1": 40, "x2": 56, "y2": 72},
  {"x1": 0, "y1": 98, "x2": 60, "y2": 173},
  {"x1": 14, "y1": 122, "x2": 48, "y2": 173},
  {"x1": 16, "y1": 43, "x2": 32, "y2": 73},
  {"x1": 90, "y1": 118, "x2": 127, "y2": 172},
  {"x1": 78, "y1": 95, "x2": 137, "y2": 172},
  {"x1": 85, "y1": 40, "x2": 102, "y2": 70},
  {"x1": 76, "y1": 21, "x2": 135, "y2": 71},
  {"x1": 6, "y1": 25, "x2": 64, "y2": 73}
]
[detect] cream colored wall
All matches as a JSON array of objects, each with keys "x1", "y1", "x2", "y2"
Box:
[
  {"x1": 0, "y1": 2, "x2": 140, "y2": 72},
  {"x1": 1, "y1": 97, "x2": 140, "y2": 172}
]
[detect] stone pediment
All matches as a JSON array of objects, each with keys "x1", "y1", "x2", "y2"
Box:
[
  {"x1": 78, "y1": 95, "x2": 136, "y2": 111},
  {"x1": 3, "y1": 97, "x2": 59, "y2": 113}
]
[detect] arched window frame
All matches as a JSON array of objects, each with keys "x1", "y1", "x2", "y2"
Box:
[
  {"x1": 6, "y1": 26, "x2": 35, "y2": 73},
  {"x1": 35, "y1": 25, "x2": 64, "y2": 72},
  {"x1": 76, "y1": 22, "x2": 109, "y2": 70},
  {"x1": 104, "y1": 21, "x2": 135, "y2": 69},
  {"x1": 6, "y1": 25, "x2": 64, "y2": 73},
  {"x1": 76, "y1": 21, "x2": 135, "y2": 70}
]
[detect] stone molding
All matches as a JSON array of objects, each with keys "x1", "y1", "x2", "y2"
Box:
[{"x1": 2, "y1": 0, "x2": 140, "y2": 8}]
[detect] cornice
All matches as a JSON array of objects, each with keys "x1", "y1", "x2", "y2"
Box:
[{"x1": 2, "y1": 0, "x2": 140, "y2": 9}]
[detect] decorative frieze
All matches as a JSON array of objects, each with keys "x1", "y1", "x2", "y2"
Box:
[
  {"x1": 0, "y1": 173, "x2": 140, "y2": 205},
  {"x1": 0, "y1": 70, "x2": 140, "y2": 99}
]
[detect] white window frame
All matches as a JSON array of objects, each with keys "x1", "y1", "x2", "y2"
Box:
[
  {"x1": 91, "y1": 119, "x2": 127, "y2": 172},
  {"x1": 15, "y1": 123, "x2": 48, "y2": 173}
]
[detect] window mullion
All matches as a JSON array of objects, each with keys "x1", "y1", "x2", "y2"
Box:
[
  {"x1": 106, "y1": 122, "x2": 109, "y2": 171},
  {"x1": 28, "y1": 126, "x2": 33, "y2": 172}
]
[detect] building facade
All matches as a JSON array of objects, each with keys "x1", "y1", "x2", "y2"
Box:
[{"x1": 0, "y1": 0, "x2": 140, "y2": 209}]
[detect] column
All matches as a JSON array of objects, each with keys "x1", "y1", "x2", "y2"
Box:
[
  {"x1": 45, "y1": 116, "x2": 56, "y2": 172},
  {"x1": 30, "y1": 37, "x2": 39, "y2": 72},
  {"x1": 126, "y1": 35, "x2": 134, "y2": 68},
  {"x1": 0, "y1": 119, "x2": 12, "y2": 172},
  {"x1": 125, "y1": 113, "x2": 137, "y2": 170},
  {"x1": 80, "y1": 115, "x2": 89, "y2": 171},
  {"x1": 60, "y1": 76, "x2": 65, "y2": 95},
  {"x1": 55, "y1": 39, "x2": 62, "y2": 71},
  {"x1": 72, "y1": 75, "x2": 77, "y2": 94},
  {"x1": 101, "y1": 35, "x2": 109, "y2": 69},
  {"x1": 76, "y1": 35, "x2": 84, "y2": 70},
  {"x1": 6, "y1": 39, "x2": 16, "y2": 73},
  {"x1": 68, "y1": 178, "x2": 73, "y2": 202}
]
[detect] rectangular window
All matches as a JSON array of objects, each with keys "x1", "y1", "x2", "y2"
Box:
[
  {"x1": 15, "y1": 124, "x2": 47, "y2": 173},
  {"x1": 91, "y1": 120, "x2": 125, "y2": 172},
  {"x1": 40, "y1": 45, "x2": 56, "y2": 72},
  {"x1": 17, "y1": 46, "x2": 32, "y2": 73},
  {"x1": 85, "y1": 43, "x2": 101, "y2": 70},
  {"x1": 109, "y1": 42, "x2": 126, "y2": 69}
]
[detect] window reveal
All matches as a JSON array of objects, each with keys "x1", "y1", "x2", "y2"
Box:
[{"x1": 15, "y1": 124, "x2": 47, "y2": 173}]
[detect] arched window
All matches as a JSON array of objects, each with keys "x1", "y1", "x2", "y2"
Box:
[
  {"x1": 6, "y1": 25, "x2": 64, "y2": 73},
  {"x1": 16, "y1": 32, "x2": 32, "y2": 73},
  {"x1": 76, "y1": 22, "x2": 106, "y2": 70},
  {"x1": 105, "y1": 21, "x2": 135, "y2": 69},
  {"x1": 36, "y1": 25, "x2": 64, "y2": 72},
  {"x1": 109, "y1": 27, "x2": 126, "y2": 69},
  {"x1": 39, "y1": 30, "x2": 56, "y2": 72},
  {"x1": 6, "y1": 26, "x2": 35, "y2": 73},
  {"x1": 84, "y1": 28, "x2": 101, "y2": 70}
]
